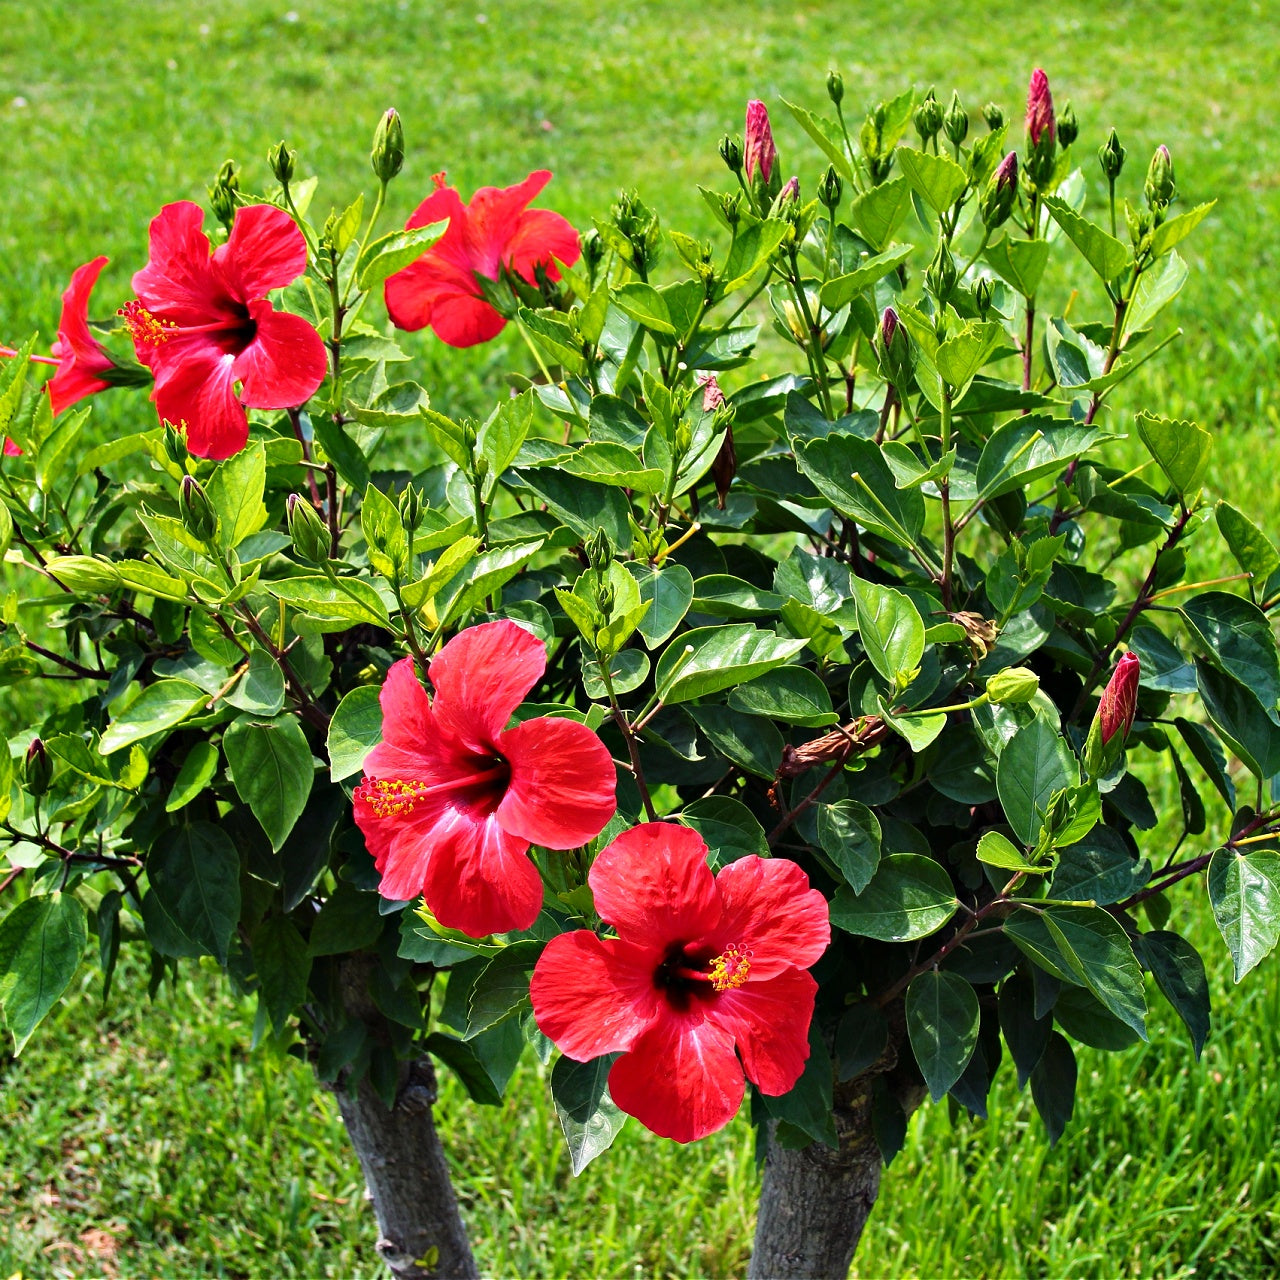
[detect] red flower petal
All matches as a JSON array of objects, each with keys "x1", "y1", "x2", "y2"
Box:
[
  {"x1": 215, "y1": 203, "x2": 310, "y2": 301},
  {"x1": 233, "y1": 299, "x2": 328, "y2": 409},
  {"x1": 3, "y1": 438, "x2": 21, "y2": 457},
  {"x1": 530, "y1": 931, "x2": 662, "y2": 1060},
  {"x1": 463, "y1": 171, "x2": 554, "y2": 278},
  {"x1": 588, "y1": 823, "x2": 722, "y2": 949},
  {"x1": 427, "y1": 291, "x2": 508, "y2": 348},
  {"x1": 497, "y1": 715, "x2": 617, "y2": 849},
  {"x1": 427, "y1": 619, "x2": 545, "y2": 749},
  {"x1": 708, "y1": 967, "x2": 817, "y2": 1096},
  {"x1": 708, "y1": 855, "x2": 830, "y2": 980},
  {"x1": 375, "y1": 657, "x2": 432, "y2": 749},
  {"x1": 503, "y1": 207, "x2": 581, "y2": 283},
  {"x1": 48, "y1": 256, "x2": 115, "y2": 416},
  {"x1": 133, "y1": 201, "x2": 230, "y2": 326},
  {"x1": 608, "y1": 1012, "x2": 745, "y2": 1143},
  {"x1": 149, "y1": 334, "x2": 247, "y2": 460}
]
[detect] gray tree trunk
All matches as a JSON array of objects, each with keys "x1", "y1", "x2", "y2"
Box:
[{"x1": 331, "y1": 957, "x2": 478, "y2": 1280}]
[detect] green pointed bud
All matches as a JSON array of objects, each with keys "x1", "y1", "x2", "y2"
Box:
[
  {"x1": 1125, "y1": 198, "x2": 1151, "y2": 246},
  {"x1": 286, "y1": 493, "x2": 331, "y2": 564},
  {"x1": 1098, "y1": 128, "x2": 1126, "y2": 181},
  {"x1": 975, "y1": 277, "x2": 994, "y2": 315},
  {"x1": 398, "y1": 484, "x2": 423, "y2": 533},
  {"x1": 982, "y1": 102, "x2": 1004, "y2": 131},
  {"x1": 1056, "y1": 101, "x2": 1078, "y2": 148},
  {"x1": 925, "y1": 239, "x2": 957, "y2": 304},
  {"x1": 1144, "y1": 144, "x2": 1176, "y2": 211},
  {"x1": 674, "y1": 421, "x2": 694, "y2": 459},
  {"x1": 580, "y1": 228, "x2": 605, "y2": 279},
  {"x1": 179, "y1": 475, "x2": 218, "y2": 543},
  {"x1": 585, "y1": 527, "x2": 613, "y2": 572},
  {"x1": 268, "y1": 140, "x2": 296, "y2": 186},
  {"x1": 24, "y1": 738, "x2": 52, "y2": 798},
  {"x1": 980, "y1": 152, "x2": 1019, "y2": 229},
  {"x1": 986, "y1": 666, "x2": 1040, "y2": 705},
  {"x1": 719, "y1": 134, "x2": 744, "y2": 175},
  {"x1": 596, "y1": 583, "x2": 615, "y2": 617},
  {"x1": 719, "y1": 190, "x2": 744, "y2": 228},
  {"x1": 943, "y1": 92, "x2": 968, "y2": 148},
  {"x1": 877, "y1": 306, "x2": 911, "y2": 386},
  {"x1": 826, "y1": 70, "x2": 844, "y2": 107},
  {"x1": 163, "y1": 422, "x2": 189, "y2": 466},
  {"x1": 818, "y1": 164, "x2": 843, "y2": 210},
  {"x1": 914, "y1": 89, "x2": 943, "y2": 146},
  {"x1": 371, "y1": 108, "x2": 405, "y2": 183},
  {"x1": 207, "y1": 159, "x2": 240, "y2": 230}
]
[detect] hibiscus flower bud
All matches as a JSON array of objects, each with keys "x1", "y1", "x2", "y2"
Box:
[
  {"x1": 981, "y1": 152, "x2": 1019, "y2": 229},
  {"x1": 208, "y1": 160, "x2": 240, "y2": 230},
  {"x1": 285, "y1": 494, "x2": 330, "y2": 565},
  {"x1": 827, "y1": 71, "x2": 844, "y2": 107},
  {"x1": 718, "y1": 134, "x2": 744, "y2": 176},
  {"x1": 1099, "y1": 128, "x2": 1127, "y2": 181},
  {"x1": 1056, "y1": 101, "x2": 1079, "y2": 148},
  {"x1": 163, "y1": 422, "x2": 189, "y2": 467},
  {"x1": 878, "y1": 306, "x2": 911, "y2": 386},
  {"x1": 25, "y1": 738, "x2": 52, "y2": 798},
  {"x1": 720, "y1": 191, "x2": 744, "y2": 228},
  {"x1": 925, "y1": 239, "x2": 957, "y2": 304},
  {"x1": 371, "y1": 108, "x2": 405, "y2": 183},
  {"x1": 710, "y1": 419, "x2": 737, "y2": 511},
  {"x1": 975, "y1": 277, "x2": 994, "y2": 316},
  {"x1": 1144, "y1": 144, "x2": 1176, "y2": 212},
  {"x1": 743, "y1": 100, "x2": 778, "y2": 189},
  {"x1": 179, "y1": 475, "x2": 218, "y2": 544},
  {"x1": 585, "y1": 527, "x2": 613, "y2": 571},
  {"x1": 398, "y1": 484, "x2": 423, "y2": 534},
  {"x1": 986, "y1": 666, "x2": 1040, "y2": 705},
  {"x1": 1025, "y1": 69, "x2": 1055, "y2": 148},
  {"x1": 914, "y1": 88, "x2": 943, "y2": 146},
  {"x1": 818, "y1": 164, "x2": 843, "y2": 211},
  {"x1": 943, "y1": 92, "x2": 969, "y2": 149},
  {"x1": 268, "y1": 140, "x2": 296, "y2": 187},
  {"x1": 982, "y1": 102, "x2": 1005, "y2": 131},
  {"x1": 1096, "y1": 651, "x2": 1141, "y2": 745}
]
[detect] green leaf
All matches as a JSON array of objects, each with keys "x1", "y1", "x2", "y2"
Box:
[
  {"x1": 465, "y1": 940, "x2": 543, "y2": 1039},
  {"x1": 1045, "y1": 316, "x2": 1108, "y2": 389},
  {"x1": 851, "y1": 576, "x2": 925, "y2": 689},
  {"x1": 354, "y1": 220, "x2": 446, "y2": 289},
  {"x1": 691, "y1": 575, "x2": 784, "y2": 619},
  {"x1": 226, "y1": 647, "x2": 286, "y2": 717},
  {"x1": 877, "y1": 698, "x2": 947, "y2": 753},
  {"x1": 36, "y1": 405, "x2": 89, "y2": 494},
  {"x1": 100, "y1": 680, "x2": 207, "y2": 755},
  {"x1": 817, "y1": 800, "x2": 882, "y2": 893},
  {"x1": 781, "y1": 98, "x2": 854, "y2": 181},
  {"x1": 0, "y1": 736, "x2": 12, "y2": 824},
  {"x1": 479, "y1": 391, "x2": 533, "y2": 491},
  {"x1": 165, "y1": 742, "x2": 221, "y2": 813},
  {"x1": 1182, "y1": 591, "x2": 1280, "y2": 721},
  {"x1": 1134, "y1": 411, "x2": 1212, "y2": 499},
  {"x1": 998, "y1": 973, "x2": 1051, "y2": 1088},
  {"x1": 996, "y1": 717, "x2": 1079, "y2": 845},
  {"x1": 627, "y1": 562, "x2": 694, "y2": 648},
  {"x1": 1195, "y1": 661, "x2": 1280, "y2": 780},
  {"x1": 515, "y1": 470, "x2": 632, "y2": 548},
  {"x1": 977, "y1": 830, "x2": 1039, "y2": 872},
  {"x1": 818, "y1": 245, "x2": 913, "y2": 311},
  {"x1": 327, "y1": 685, "x2": 383, "y2": 782},
  {"x1": 905, "y1": 970, "x2": 980, "y2": 1102},
  {"x1": 266, "y1": 575, "x2": 391, "y2": 628},
  {"x1": 1125, "y1": 250, "x2": 1188, "y2": 336},
  {"x1": 582, "y1": 648, "x2": 649, "y2": 700},
  {"x1": 936, "y1": 321, "x2": 1005, "y2": 399},
  {"x1": 1030, "y1": 1032, "x2": 1076, "y2": 1145},
  {"x1": 550, "y1": 1052, "x2": 627, "y2": 1176},
  {"x1": 895, "y1": 147, "x2": 969, "y2": 215},
  {"x1": 678, "y1": 796, "x2": 768, "y2": 866},
  {"x1": 761, "y1": 1022, "x2": 838, "y2": 1148},
  {"x1": 147, "y1": 822, "x2": 241, "y2": 964},
  {"x1": 849, "y1": 176, "x2": 912, "y2": 250},
  {"x1": 1041, "y1": 194, "x2": 1131, "y2": 282},
  {"x1": 1038, "y1": 906, "x2": 1146, "y2": 1038},
  {"x1": 224, "y1": 714, "x2": 315, "y2": 851},
  {"x1": 615, "y1": 282, "x2": 675, "y2": 336},
  {"x1": 654, "y1": 625, "x2": 807, "y2": 704},
  {"x1": 721, "y1": 219, "x2": 793, "y2": 292},
  {"x1": 308, "y1": 883, "x2": 385, "y2": 957},
  {"x1": 830, "y1": 852, "x2": 957, "y2": 941},
  {"x1": 984, "y1": 236, "x2": 1051, "y2": 298},
  {"x1": 1208, "y1": 849, "x2": 1280, "y2": 982},
  {"x1": 687, "y1": 706, "x2": 784, "y2": 780},
  {"x1": 0, "y1": 894, "x2": 87, "y2": 1053},
  {"x1": 1149, "y1": 200, "x2": 1215, "y2": 258},
  {"x1": 1137, "y1": 930, "x2": 1210, "y2": 1058},
  {"x1": 728, "y1": 666, "x2": 837, "y2": 727},
  {"x1": 252, "y1": 916, "x2": 312, "y2": 1034},
  {"x1": 975, "y1": 415, "x2": 1102, "y2": 502},
  {"x1": 1216, "y1": 501, "x2": 1280, "y2": 586},
  {"x1": 835, "y1": 1003, "x2": 887, "y2": 1081},
  {"x1": 207, "y1": 442, "x2": 268, "y2": 549}
]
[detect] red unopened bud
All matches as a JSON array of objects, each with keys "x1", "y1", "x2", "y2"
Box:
[
  {"x1": 744, "y1": 99, "x2": 777, "y2": 187},
  {"x1": 1097, "y1": 651, "x2": 1140, "y2": 744},
  {"x1": 25, "y1": 738, "x2": 52, "y2": 797},
  {"x1": 1025, "y1": 68, "x2": 1055, "y2": 148}
]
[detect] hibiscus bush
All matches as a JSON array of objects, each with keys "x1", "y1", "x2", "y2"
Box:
[{"x1": 2, "y1": 67, "x2": 1278, "y2": 1279}]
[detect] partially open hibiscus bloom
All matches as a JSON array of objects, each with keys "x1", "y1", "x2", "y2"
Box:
[
  {"x1": 46, "y1": 255, "x2": 119, "y2": 416},
  {"x1": 383, "y1": 170, "x2": 580, "y2": 347},
  {"x1": 122, "y1": 201, "x2": 327, "y2": 459},
  {"x1": 530, "y1": 823, "x2": 831, "y2": 1143},
  {"x1": 353, "y1": 620, "x2": 616, "y2": 936}
]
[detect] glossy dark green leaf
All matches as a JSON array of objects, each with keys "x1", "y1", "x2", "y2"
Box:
[
  {"x1": 165, "y1": 741, "x2": 220, "y2": 813},
  {"x1": 1174, "y1": 716, "x2": 1237, "y2": 811},
  {"x1": 224, "y1": 714, "x2": 315, "y2": 851},
  {"x1": 998, "y1": 972, "x2": 1051, "y2": 1088},
  {"x1": 1128, "y1": 625, "x2": 1196, "y2": 694},
  {"x1": 327, "y1": 685, "x2": 383, "y2": 782},
  {"x1": 687, "y1": 705, "x2": 783, "y2": 780},
  {"x1": 1182, "y1": 592, "x2": 1280, "y2": 723},
  {"x1": 99, "y1": 679, "x2": 207, "y2": 755},
  {"x1": 465, "y1": 940, "x2": 543, "y2": 1039},
  {"x1": 0, "y1": 894, "x2": 87, "y2": 1053},
  {"x1": 996, "y1": 717, "x2": 1079, "y2": 845},
  {"x1": 252, "y1": 916, "x2": 312, "y2": 1033},
  {"x1": 1195, "y1": 661, "x2": 1280, "y2": 779},
  {"x1": 1030, "y1": 1031, "x2": 1077, "y2": 1145},
  {"x1": 758, "y1": 1022, "x2": 837, "y2": 1148},
  {"x1": 515, "y1": 470, "x2": 632, "y2": 548},
  {"x1": 147, "y1": 822, "x2": 241, "y2": 965},
  {"x1": 627, "y1": 562, "x2": 694, "y2": 648},
  {"x1": 817, "y1": 799, "x2": 882, "y2": 893},
  {"x1": 851, "y1": 576, "x2": 925, "y2": 689},
  {"x1": 226, "y1": 647, "x2": 286, "y2": 717},
  {"x1": 728, "y1": 666, "x2": 838, "y2": 727},
  {"x1": 655, "y1": 625, "x2": 807, "y2": 704},
  {"x1": 835, "y1": 1002, "x2": 888, "y2": 1082},
  {"x1": 1137, "y1": 929, "x2": 1211, "y2": 1058},
  {"x1": 1051, "y1": 829, "x2": 1149, "y2": 905},
  {"x1": 1216, "y1": 501, "x2": 1280, "y2": 586},
  {"x1": 1135, "y1": 411, "x2": 1213, "y2": 498},
  {"x1": 1040, "y1": 906, "x2": 1147, "y2": 1038},
  {"x1": 308, "y1": 882, "x2": 384, "y2": 957},
  {"x1": 906, "y1": 970, "x2": 980, "y2": 1101},
  {"x1": 830, "y1": 853, "x2": 957, "y2": 941},
  {"x1": 974, "y1": 416, "x2": 1102, "y2": 502},
  {"x1": 679, "y1": 796, "x2": 768, "y2": 865},
  {"x1": 550, "y1": 1052, "x2": 627, "y2": 1176},
  {"x1": 1208, "y1": 849, "x2": 1280, "y2": 982}
]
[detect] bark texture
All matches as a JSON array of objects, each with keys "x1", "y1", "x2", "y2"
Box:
[
  {"x1": 332, "y1": 958, "x2": 478, "y2": 1280},
  {"x1": 749, "y1": 1018, "x2": 924, "y2": 1280}
]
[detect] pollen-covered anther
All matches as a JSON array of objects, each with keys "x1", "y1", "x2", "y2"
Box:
[
  {"x1": 355, "y1": 777, "x2": 434, "y2": 819},
  {"x1": 708, "y1": 943, "x2": 752, "y2": 992},
  {"x1": 118, "y1": 299, "x2": 176, "y2": 347}
]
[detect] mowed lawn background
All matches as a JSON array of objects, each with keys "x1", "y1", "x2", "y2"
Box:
[{"x1": 1, "y1": 1, "x2": 1279, "y2": 1275}]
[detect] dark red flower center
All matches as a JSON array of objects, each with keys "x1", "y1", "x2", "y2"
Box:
[
  {"x1": 653, "y1": 941, "x2": 753, "y2": 1009},
  {"x1": 357, "y1": 753, "x2": 511, "y2": 820}
]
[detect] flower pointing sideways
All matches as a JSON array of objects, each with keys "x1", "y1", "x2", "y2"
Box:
[
  {"x1": 383, "y1": 170, "x2": 580, "y2": 348},
  {"x1": 530, "y1": 822, "x2": 831, "y2": 1144},
  {"x1": 353, "y1": 620, "x2": 616, "y2": 936},
  {"x1": 1097, "y1": 650, "x2": 1140, "y2": 745},
  {"x1": 121, "y1": 201, "x2": 327, "y2": 460}
]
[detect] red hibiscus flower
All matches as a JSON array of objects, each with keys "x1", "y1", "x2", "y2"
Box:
[
  {"x1": 530, "y1": 823, "x2": 831, "y2": 1144},
  {"x1": 353, "y1": 620, "x2": 617, "y2": 936},
  {"x1": 121, "y1": 201, "x2": 327, "y2": 460},
  {"x1": 2, "y1": 438, "x2": 20, "y2": 458},
  {"x1": 383, "y1": 170, "x2": 580, "y2": 348},
  {"x1": 47, "y1": 256, "x2": 118, "y2": 416}
]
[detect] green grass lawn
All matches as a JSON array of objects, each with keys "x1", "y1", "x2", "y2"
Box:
[{"x1": 2, "y1": 0, "x2": 1280, "y2": 1275}]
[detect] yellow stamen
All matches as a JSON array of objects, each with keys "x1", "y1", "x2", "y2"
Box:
[
  {"x1": 118, "y1": 300, "x2": 176, "y2": 347},
  {"x1": 356, "y1": 777, "x2": 435, "y2": 819},
  {"x1": 708, "y1": 943, "x2": 752, "y2": 992}
]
